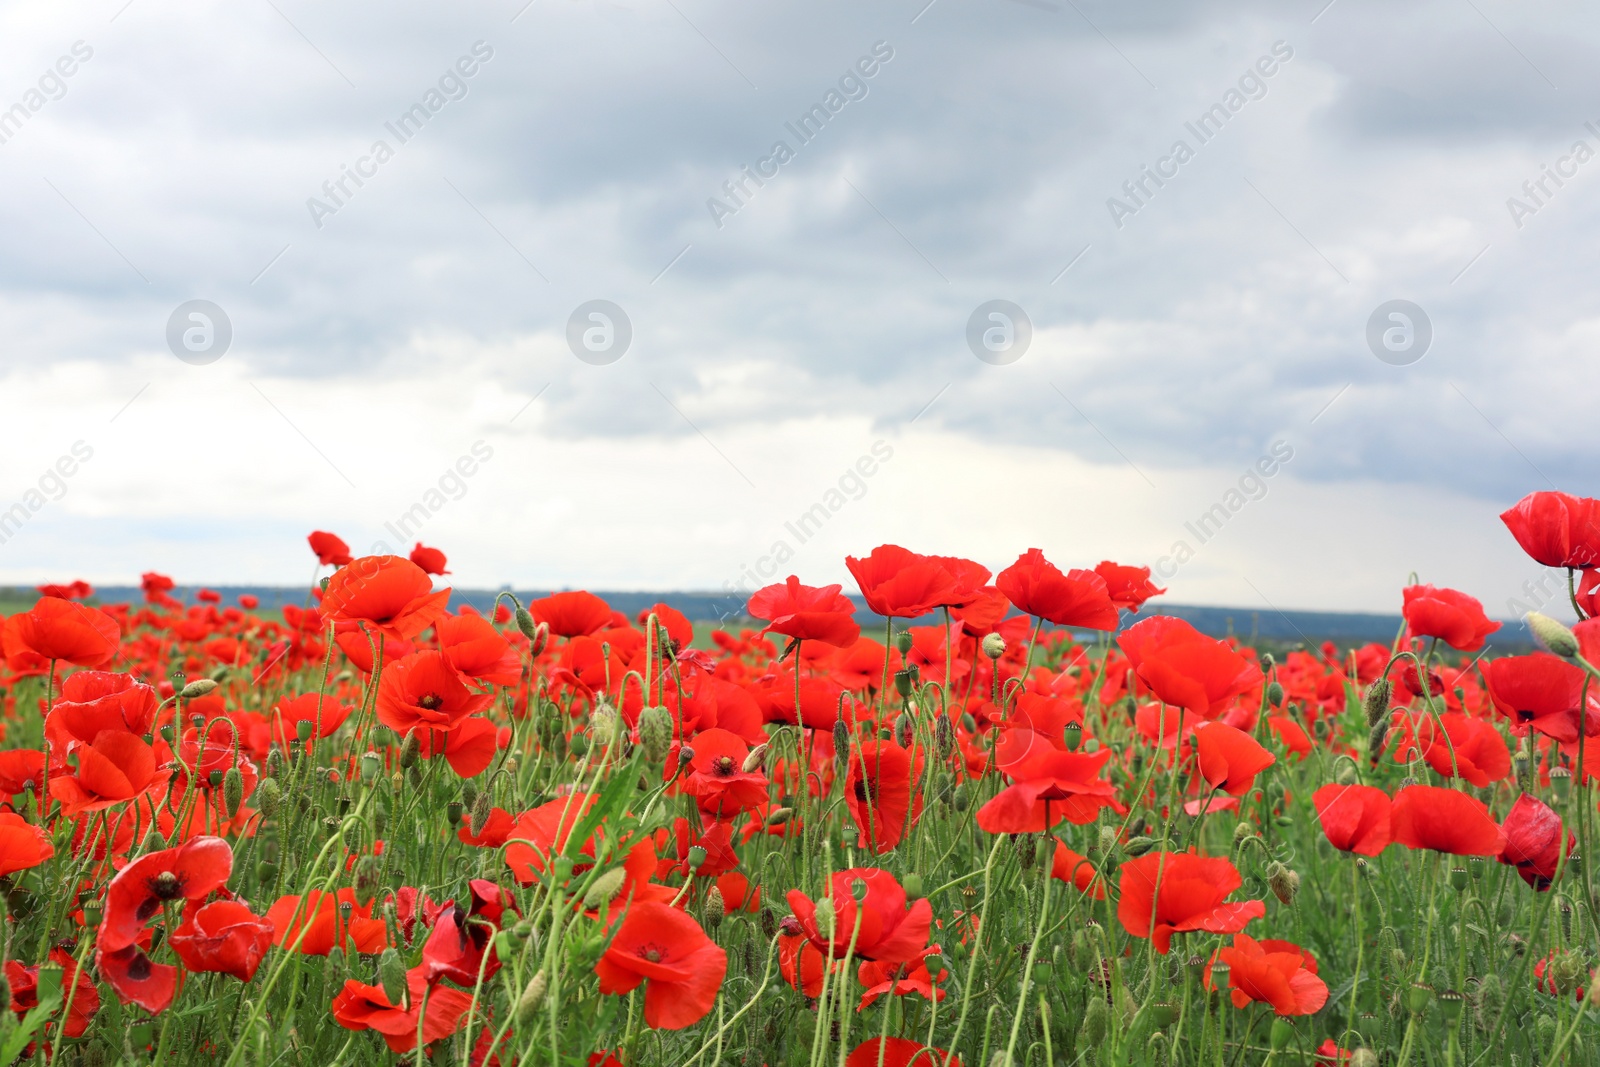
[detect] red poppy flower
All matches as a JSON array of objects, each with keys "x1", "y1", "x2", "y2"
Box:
[
  {"x1": 267, "y1": 888, "x2": 388, "y2": 955},
  {"x1": 100, "y1": 835, "x2": 233, "y2": 952},
  {"x1": 503, "y1": 794, "x2": 597, "y2": 884},
  {"x1": 0, "y1": 750, "x2": 44, "y2": 795},
  {"x1": 994, "y1": 549, "x2": 1119, "y2": 631},
  {"x1": 170, "y1": 900, "x2": 274, "y2": 981},
  {"x1": 331, "y1": 969, "x2": 475, "y2": 1052},
  {"x1": 12, "y1": 597, "x2": 120, "y2": 667},
  {"x1": 1499, "y1": 491, "x2": 1600, "y2": 570},
  {"x1": 410, "y1": 714, "x2": 505, "y2": 778},
  {"x1": 857, "y1": 947, "x2": 947, "y2": 1009},
  {"x1": 376, "y1": 650, "x2": 493, "y2": 736},
  {"x1": 409, "y1": 542, "x2": 450, "y2": 575},
  {"x1": 1391, "y1": 711, "x2": 1511, "y2": 787},
  {"x1": 321, "y1": 556, "x2": 451, "y2": 642},
  {"x1": 438, "y1": 611, "x2": 523, "y2": 687},
  {"x1": 842, "y1": 739, "x2": 921, "y2": 854},
  {"x1": 308, "y1": 530, "x2": 354, "y2": 567},
  {"x1": 528, "y1": 591, "x2": 614, "y2": 638},
  {"x1": 1094, "y1": 561, "x2": 1166, "y2": 613},
  {"x1": 1390, "y1": 785, "x2": 1506, "y2": 856},
  {"x1": 778, "y1": 932, "x2": 830, "y2": 997},
  {"x1": 1315, "y1": 1039, "x2": 1353, "y2": 1066},
  {"x1": 949, "y1": 586, "x2": 1011, "y2": 637},
  {"x1": 846, "y1": 1038, "x2": 961, "y2": 1067},
  {"x1": 1118, "y1": 617, "x2": 1262, "y2": 721},
  {"x1": 1311, "y1": 784, "x2": 1391, "y2": 855},
  {"x1": 0, "y1": 812, "x2": 52, "y2": 877},
  {"x1": 1401, "y1": 584, "x2": 1498, "y2": 652},
  {"x1": 1499, "y1": 793, "x2": 1573, "y2": 890},
  {"x1": 845, "y1": 545, "x2": 961, "y2": 619},
  {"x1": 419, "y1": 902, "x2": 499, "y2": 986},
  {"x1": 976, "y1": 748, "x2": 1119, "y2": 832},
  {"x1": 786, "y1": 868, "x2": 933, "y2": 964},
  {"x1": 1204, "y1": 934, "x2": 1328, "y2": 1015},
  {"x1": 1193, "y1": 722, "x2": 1275, "y2": 796},
  {"x1": 748, "y1": 576, "x2": 862, "y2": 648},
  {"x1": 50, "y1": 730, "x2": 169, "y2": 818},
  {"x1": 1116, "y1": 852, "x2": 1265, "y2": 954},
  {"x1": 1051, "y1": 842, "x2": 1107, "y2": 899},
  {"x1": 681, "y1": 728, "x2": 770, "y2": 819},
  {"x1": 46, "y1": 671, "x2": 159, "y2": 751},
  {"x1": 141, "y1": 571, "x2": 177, "y2": 602},
  {"x1": 1485, "y1": 654, "x2": 1599, "y2": 742},
  {"x1": 96, "y1": 943, "x2": 177, "y2": 1014},
  {"x1": 5, "y1": 947, "x2": 98, "y2": 1039},
  {"x1": 594, "y1": 900, "x2": 727, "y2": 1030}
]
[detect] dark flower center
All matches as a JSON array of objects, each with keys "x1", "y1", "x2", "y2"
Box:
[
  {"x1": 714, "y1": 756, "x2": 736, "y2": 776},
  {"x1": 853, "y1": 778, "x2": 876, "y2": 803},
  {"x1": 126, "y1": 953, "x2": 152, "y2": 981},
  {"x1": 150, "y1": 871, "x2": 184, "y2": 901},
  {"x1": 639, "y1": 945, "x2": 664, "y2": 963},
  {"x1": 1516, "y1": 709, "x2": 1536, "y2": 722},
  {"x1": 418, "y1": 693, "x2": 444, "y2": 710}
]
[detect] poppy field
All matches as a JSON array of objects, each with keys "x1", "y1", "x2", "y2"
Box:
[{"x1": 0, "y1": 494, "x2": 1597, "y2": 1066}]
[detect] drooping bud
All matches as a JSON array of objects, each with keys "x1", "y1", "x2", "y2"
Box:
[
  {"x1": 1367, "y1": 720, "x2": 1390, "y2": 763},
  {"x1": 637, "y1": 706, "x2": 674, "y2": 764},
  {"x1": 256, "y1": 777, "x2": 283, "y2": 818},
  {"x1": 1124, "y1": 836, "x2": 1157, "y2": 858},
  {"x1": 765, "y1": 806, "x2": 792, "y2": 826},
  {"x1": 1014, "y1": 833, "x2": 1037, "y2": 869},
  {"x1": 470, "y1": 792, "x2": 492, "y2": 836},
  {"x1": 180, "y1": 678, "x2": 218, "y2": 700},
  {"x1": 934, "y1": 714, "x2": 954, "y2": 755},
  {"x1": 1265, "y1": 681, "x2": 1284, "y2": 708},
  {"x1": 223, "y1": 768, "x2": 244, "y2": 819},
  {"x1": 582, "y1": 867, "x2": 628, "y2": 909},
  {"x1": 378, "y1": 948, "x2": 407, "y2": 1008},
  {"x1": 515, "y1": 607, "x2": 539, "y2": 642},
  {"x1": 832, "y1": 720, "x2": 850, "y2": 765},
  {"x1": 1526, "y1": 611, "x2": 1579, "y2": 658},
  {"x1": 1080, "y1": 996, "x2": 1108, "y2": 1046},
  {"x1": 741, "y1": 743, "x2": 768, "y2": 774},
  {"x1": 461, "y1": 779, "x2": 479, "y2": 811},
  {"x1": 399, "y1": 731, "x2": 421, "y2": 769},
  {"x1": 1362, "y1": 680, "x2": 1391, "y2": 728},
  {"x1": 515, "y1": 971, "x2": 548, "y2": 1025},
  {"x1": 1265, "y1": 862, "x2": 1299, "y2": 906},
  {"x1": 1333, "y1": 755, "x2": 1360, "y2": 786}
]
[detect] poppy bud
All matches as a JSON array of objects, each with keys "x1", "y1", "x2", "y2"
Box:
[
  {"x1": 815, "y1": 898, "x2": 836, "y2": 940},
  {"x1": 590, "y1": 701, "x2": 620, "y2": 744},
  {"x1": 1269, "y1": 1018, "x2": 1294, "y2": 1051},
  {"x1": 373, "y1": 806, "x2": 388, "y2": 838},
  {"x1": 503, "y1": 756, "x2": 518, "y2": 776},
  {"x1": 902, "y1": 872, "x2": 924, "y2": 900},
  {"x1": 1098, "y1": 824, "x2": 1117, "y2": 856},
  {"x1": 677, "y1": 745, "x2": 694, "y2": 768},
  {"x1": 1535, "y1": 1014, "x2": 1558, "y2": 1046},
  {"x1": 1265, "y1": 862, "x2": 1299, "y2": 905},
  {"x1": 1124, "y1": 836, "x2": 1156, "y2": 858},
  {"x1": 687, "y1": 845, "x2": 708, "y2": 871},
  {"x1": 742, "y1": 744, "x2": 768, "y2": 774},
  {"x1": 142, "y1": 829, "x2": 166, "y2": 854},
  {"x1": 470, "y1": 792, "x2": 492, "y2": 836},
  {"x1": 1331, "y1": 755, "x2": 1360, "y2": 786},
  {"x1": 704, "y1": 886, "x2": 724, "y2": 928},
  {"x1": 934, "y1": 714, "x2": 954, "y2": 755},
  {"x1": 765, "y1": 806, "x2": 792, "y2": 826},
  {"x1": 359, "y1": 751, "x2": 381, "y2": 784},
  {"x1": 1014, "y1": 833, "x2": 1037, "y2": 870},
  {"x1": 266, "y1": 748, "x2": 286, "y2": 780},
  {"x1": 257, "y1": 860, "x2": 278, "y2": 883},
  {"x1": 1080, "y1": 996, "x2": 1108, "y2": 1046},
  {"x1": 515, "y1": 970, "x2": 548, "y2": 1025},
  {"x1": 1526, "y1": 611, "x2": 1579, "y2": 658},
  {"x1": 1266, "y1": 681, "x2": 1284, "y2": 708},
  {"x1": 1366, "y1": 720, "x2": 1390, "y2": 763},
  {"x1": 1362, "y1": 680, "x2": 1391, "y2": 728},
  {"x1": 461, "y1": 779, "x2": 479, "y2": 809},
  {"x1": 256, "y1": 778, "x2": 283, "y2": 818},
  {"x1": 570, "y1": 733, "x2": 589, "y2": 758},
  {"x1": 637, "y1": 706, "x2": 674, "y2": 764},
  {"x1": 982, "y1": 633, "x2": 1006, "y2": 660},
  {"x1": 1145, "y1": 1031, "x2": 1169, "y2": 1066},
  {"x1": 832, "y1": 720, "x2": 851, "y2": 761},
  {"x1": 960, "y1": 711, "x2": 978, "y2": 733},
  {"x1": 582, "y1": 867, "x2": 628, "y2": 909},
  {"x1": 399, "y1": 732, "x2": 421, "y2": 769},
  {"x1": 893, "y1": 713, "x2": 914, "y2": 748},
  {"x1": 373, "y1": 947, "x2": 407, "y2": 1007},
  {"x1": 223, "y1": 768, "x2": 244, "y2": 819},
  {"x1": 180, "y1": 678, "x2": 218, "y2": 700},
  {"x1": 515, "y1": 607, "x2": 538, "y2": 641}
]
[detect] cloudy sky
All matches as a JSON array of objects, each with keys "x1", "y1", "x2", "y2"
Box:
[{"x1": 0, "y1": 0, "x2": 1594, "y2": 617}]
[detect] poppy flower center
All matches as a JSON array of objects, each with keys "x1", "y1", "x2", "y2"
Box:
[
  {"x1": 418, "y1": 693, "x2": 444, "y2": 710},
  {"x1": 126, "y1": 953, "x2": 152, "y2": 981},
  {"x1": 150, "y1": 871, "x2": 185, "y2": 901},
  {"x1": 714, "y1": 756, "x2": 736, "y2": 776},
  {"x1": 1516, "y1": 709, "x2": 1536, "y2": 722},
  {"x1": 853, "y1": 778, "x2": 876, "y2": 803}
]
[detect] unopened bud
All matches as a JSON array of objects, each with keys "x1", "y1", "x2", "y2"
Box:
[
  {"x1": 354, "y1": 854, "x2": 380, "y2": 903},
  {"x1": 1265, "y1": 681, "x2": 1284, "y2": 708},
  {"x1": 470, "y1": 792, "x2": 492, "y2": 836},
  {"x1": 180, "y1": 678, "x2": 218, "y2": 700},
  {"x1": 515, "y1": 607, "x2": 539, "y2": 642},
  {"x1": 515, "y1": 970, "x2": 548, "y2": 1025},
  {"x1": 982, "y1": 633, "x2": 1006, "y2": 660},
  {"x1": 582, "y1": 867, "x2": 628, "y2": 909},
  {"x1": 1362, "y1": 680, "x2": 1391, "y2": 728},
  {"x1": 1014, "y1": 833, "x2": 1037, "y2": 869},
  {"x1": 399, "y1": 732, "x2": 421, "y2": 769},
  {"x1": 222, "y1": 768, "x2": 244, "y2": 819},
  {"x1": 1333, "y1": 755, "x2": 1360, "y2": 786},
  {"x1": 893, "y1": 713, "x2": 913, "y2": 748},
  {"x1": 704, "y1": 886, "x2": 724, "y2": 927},
  {"x1": 903, "y1": 872, "x2": 924, "y2": 900},
  {"x1": 741, "y1": 744, "x2": 768, "y2": 774},
  {"x1": 378, "y1": 948, "x2": 407, "y2": 1007},
  {"x1": 256, "y1": 777, "x2": 282, "y2": 818},
  {"x1": 1265, "y1": 862, "x2": 1299, "y2": 906},
  {"x1": 1124, "y1": 836, "x2": 1156, "y2": 858},
  {"x1": 1526, "y1": 611, "x2": 1579, "y2": 658},
  {"x1": 637, "y1": 706, "x2": 674, "y2": 764},
  {"x1": 765, "y1": 806, "x2": 792, "y2": 826}
]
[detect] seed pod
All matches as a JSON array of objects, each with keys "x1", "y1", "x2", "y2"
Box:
[
  {"x1": 687, "y1": 845, "x2": 708, "y2": 871},
  {"x1": 1269, "y1": 1018, "x2": 1294, "y2": 1050},
  {"x1": 1062, "y1": 722, "x2": 1082, "y2": 751},
  {"x1": 893, "y1": 630, "x2": 914, "y2": 656},
  {"x1": 399, "y1": 731, "x2": 421, "y2": 769},
  {"x1": 378, "y1": 948, "x2": 407, "y2": 1007},
  {"x1": 515, "y1": 970, "x2": 548, "y2": 1026},
  {"x1": 1362, "y1": 680, "x2": 1391, "y2": 728},
  {"x1": 358, "y1": 751, "x2": 381, "y2": 784},
  {"x1": 446, "y1": 801, "x2": 464, "y2": 826},
  {"x1": 1406, "y1": 982, "x2": 1433, "y2": 1014}
]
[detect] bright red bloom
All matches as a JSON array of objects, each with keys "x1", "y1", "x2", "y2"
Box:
[
  {"x1": 976, "y1": 748, "x2": 1118, "y2": 832},
  {"x1": 994, "y1": 549, "x2": 1119, "y2": 630},
  {"x1": 96, "y1": 944, "x2": 176, "y2": 1014},
  {"x1": 748, "y1": 576, "x2": 861, "y2": 648},
  {"x1": 11, "y1": 597, "x2": 120, "y2": 666},
  {"x1": 1499, "y1": 491, "x2": 1600, "y2": 570},
  {"x1": 50, "y1": 730, "x2": 169, "y2": 818},
  {"x1": 594, "y1": 901, "x2": 727, "y2": 1030},
  {"x1": 0, "y1": 750, "x2": 44, "y2": 795},
  {"x1": 1193, "y1": 722, "x2": 1275, "y2": 796},
  {"x1": 857, "y1": 947, "x2": 947, "y2": 1009},
  {"x1": 846, "y1": 1038, "x2": 961, "y2": 1067},
  {"x1": 845, "y1": 545, "x2": 961, "y2": 619},
  {"x1": 5, "y1": 947, "x2": 98, "y2": 1039},
  {"x1": 0, "y1": 812, "x2": 52, "y2": 877},
  {"x1": 331, "y1": 970, "x2": 474, "y2": 1052},
  {"x1": 141, "y1": 571, "x2": 177, "y2": 603},
  {"x1": 1390, "y1": 785, "x2": 1506, "y2": 856},
  {"x1": 308, "y1": 530, "x2": 354, "y2": 567},
  {"x1": 409, "y1": 542, "x2": 450, "y2": 575},
  {"x1": 1118, "y1": 616, "x2": 1262, "y2": 720},
  {"x1": 376, "y1": 650, "x2": 493, "y2": 736},
  {"x1": 778, "y1": 932, "x2": 829, "y2": 997},
  {"x1": 1051, "y1": 842, "x2": 1106, "y2": 899},
  {"x1": 1499, "y1": 793, "x2": 1573, "y2": 890},
  {"x1": 100, "y1": 836, "x2": 233, "y2": 952},
  {"x1": 321, "y1": 555, "x2": 451, "y2": 642},
  {"x1": 1116, "y1": 852, "x2": 1264, "y2": 954},
  {"x1": 1391, "y1": 711, "x2": 1511, "y2": 787},
  {"x1": 1315, "y1": 1039, "x2": 1353, "y2": 1066},
  {"x1": 1204, "y1": 934, "x2": 1329, "y2": 1015},
  {"x1": 1094, "y1": 561, "x2": 1167, "y2": 612},
  {"x1": 1311, "y1": 784, "x2": 1391, "y2": 856},
  {"x1": 269, "y1": 693, "x2": 353, "y2": 750},
  {"x1": 528, "y1": 591, "x2": 614, "y2": 638},
  {"x1": 268, "y1": 888, "x2": 387, "y2": 955},
  {"x1": 681, "y1": 728, "x2": 770, "y2": 819},
  {"x1": 842, "y1": 739, "x2": 921, "y2": 853},
  {"x1": 1485, "y1": 654, "x2": 1599, "y2": 742},
  {"x1": 420, "y1": 902, "x2": 499, "y2": 986},
  {"x1": 46, "y1": 671, "x2": 159, "y2": 750},
  {"x1": 1401, "y1": 584, "x2": 1498, "y2": 652},
  {"x1": 503, "y1": 794, "x2": 598, "y2": 884},
  {"x1": 438, "y1": 611, "x2": 523, "y2": 687},
  {"x1": 170, "y1": 900, "x2": 274, "y2": 981},
  {"x1": 786, "y1": 868, "x2": 933, "y2": 964}
]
